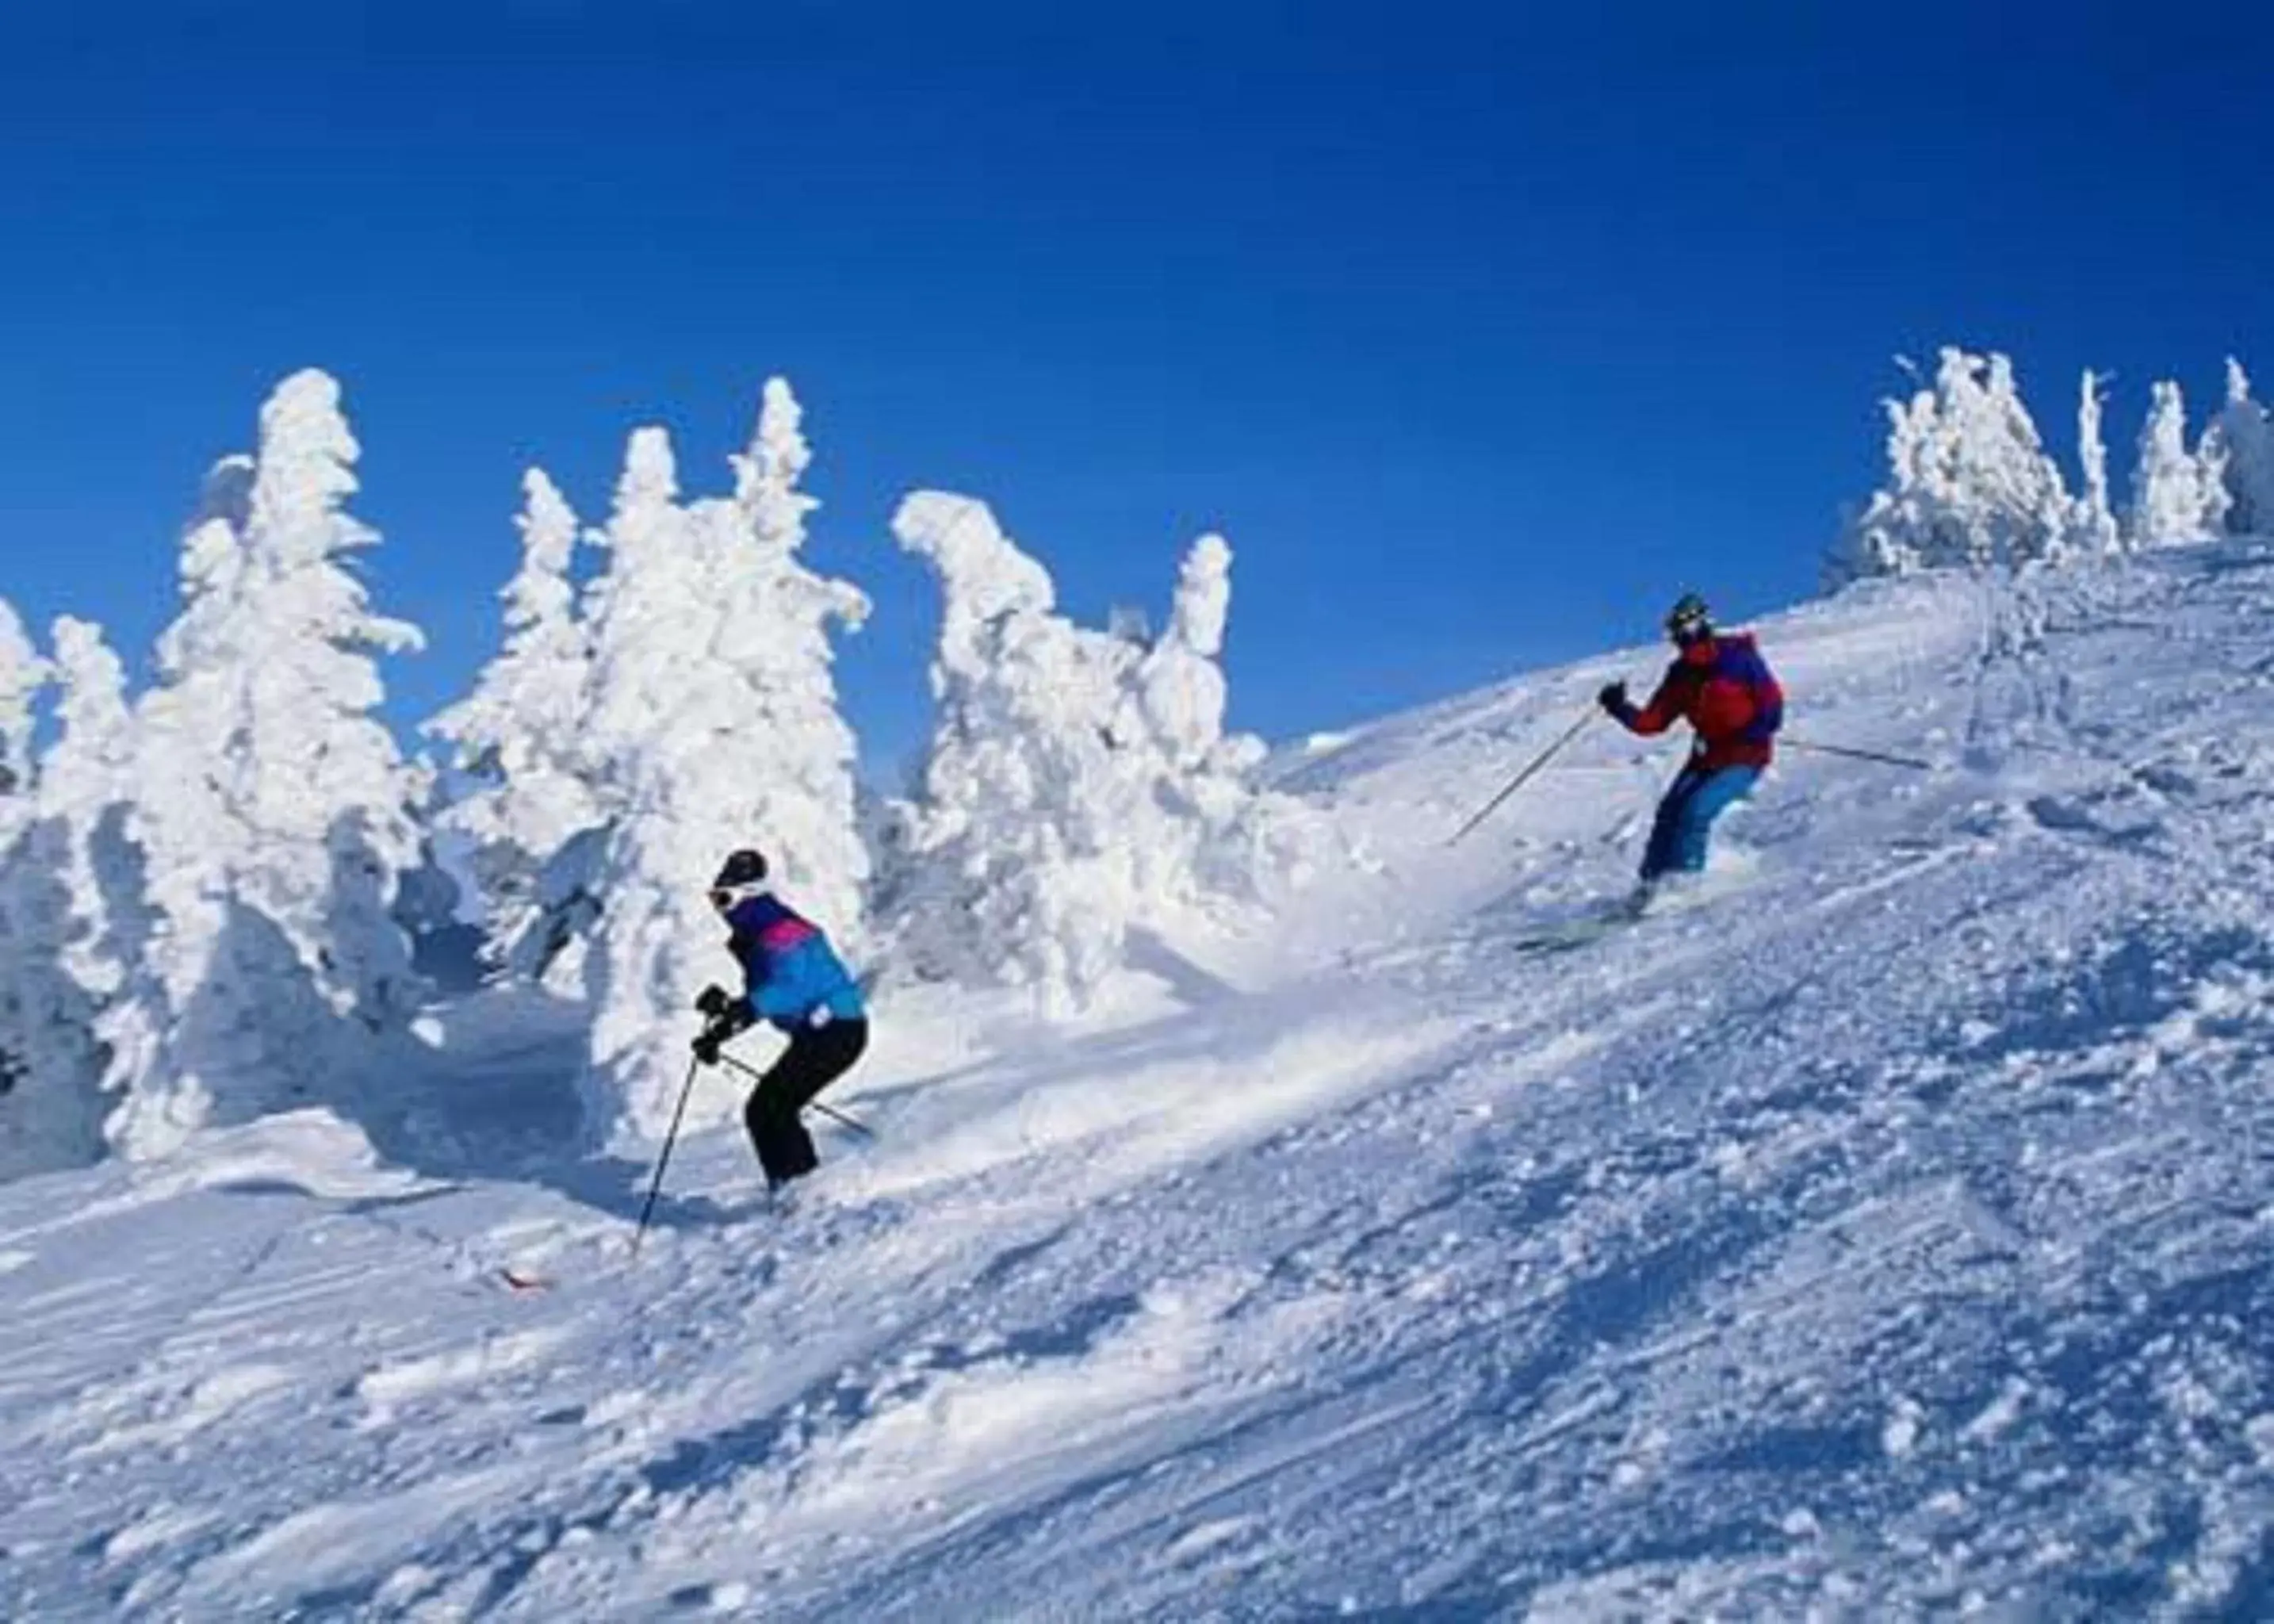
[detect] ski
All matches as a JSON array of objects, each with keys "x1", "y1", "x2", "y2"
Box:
[
  {"x1": 1512, "y1": 915, "x2": 1633, "y2": 956},
  {"x1": 1511, "y1": 893, "x2": 1652, "y2": 955}
]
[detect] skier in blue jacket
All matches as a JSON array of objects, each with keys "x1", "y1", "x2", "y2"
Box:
[{"x1": 692, "y1": 848, "x2": 869, "y2": 1188}]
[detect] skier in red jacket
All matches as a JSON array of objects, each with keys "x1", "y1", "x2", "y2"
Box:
[{"x1": 1598, "y1": 593, "x2": 1783, "y2": 889}]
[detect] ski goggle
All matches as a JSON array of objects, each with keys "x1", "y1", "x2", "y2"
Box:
[{"x1": 709, "y1": 882, "x2": 765, "y2": 913}]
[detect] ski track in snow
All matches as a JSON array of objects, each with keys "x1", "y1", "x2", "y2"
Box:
[{"x1": 8, "y1": 551, "x2": 2274, "y2": 1618}]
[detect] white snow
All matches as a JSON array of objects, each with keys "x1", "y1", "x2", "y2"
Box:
[{"x1": 6, "y1": 543, "x2": 2274, "y2": 1618}]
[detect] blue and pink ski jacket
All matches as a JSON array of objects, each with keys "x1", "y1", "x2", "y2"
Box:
[{"x1": 722, "y1": 892, "x2": 866, "y2": 1032}]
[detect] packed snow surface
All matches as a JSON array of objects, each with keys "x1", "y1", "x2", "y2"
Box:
[{"x1": 8, "y1": 549, "x2": 2274, "y2": 1618}]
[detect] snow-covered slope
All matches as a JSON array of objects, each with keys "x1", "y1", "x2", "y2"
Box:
[{"x1": 8, "y1": 549, "x2": 2274, "y2": 1618}]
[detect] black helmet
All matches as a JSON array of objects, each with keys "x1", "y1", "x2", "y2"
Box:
[
  {"x1": 714, "y1": 848, "x2": 768, "y2": 887},
  {"x1": 1663, "y1": 592, "x2": 1713, "y2": 643},
  {"x1": 709, "y1": 849, "x2": 768, "y2": 910}
]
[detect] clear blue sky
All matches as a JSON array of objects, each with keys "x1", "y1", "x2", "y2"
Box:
[{"x1": 2, "y1": 2, "x2": 2266, "y2": 779}]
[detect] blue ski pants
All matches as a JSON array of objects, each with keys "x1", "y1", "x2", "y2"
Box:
[{"x1": 1640, "y1": 764, "x2": 1760, "y2": 881}]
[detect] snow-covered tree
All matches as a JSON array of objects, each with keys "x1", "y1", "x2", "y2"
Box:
[
  {"x1": 706, "y1": 379, "x2": 872, "y2": 939},
  {"x1": 2128, "y1": 380, "x2": 2231, "y2": 548},
  {"x1": 0, "y1": 600, "x2": 42, "y2": 806},
  {"x1": 0, "y1": 830, "x2": 101, "y2": 1178},
  {"x1": 886, "y1": 494, "x2": 1342, "y2": 1013},
  {"x1": 2209, "y1": 358, "x2": 2274, "y2": 537},
  {"x1": 37, "y1": 618, "x2": 137, "y2": 1011},
  {"x1": 884, "y1": 492, "x2": 1144, "y2": 1008},
  {"x1": 577, "y1": 381, "x2": 871, "y2": 1142},
  {"x1": 1116, "y1": 534, "x2": 1346, "y2": 908},
  {"x1": 0, "y1": 619, "x2": 133, "y2": 1178},
  {"x1": 2073, "y1": 370, "x2": 2122, "y2": 557},
  {"x1": 37, "y1": 619, "x2": 133, "y2": 825},
  {"x1": 427, "y1": 469, "x2": 602, "y2": 953},
  {"x1": 0, "y1": 600, "x2": 56, "y2": 1168},
  {"x1": 1832, "y1": 349, "x2": 2081, "y2": 581},
  {"x1": 108, "y1": 370, "x2": 427, "y2": 1158},
  {"x1": 1123, "y1": 534, "x2": 1237, "y2": 772}
]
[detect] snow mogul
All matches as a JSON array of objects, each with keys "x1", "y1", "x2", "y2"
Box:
[
  {"x1": 1598, "y1": 593, "x2": 1783, "y2": 891},
  {"x1": 690, "y1": 848, "x2": 870, "y2": 1189}
]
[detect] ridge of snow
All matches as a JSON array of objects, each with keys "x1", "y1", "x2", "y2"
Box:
[{"x1": 6, "y1": 547, "x2": 2274, "y2": 1617}]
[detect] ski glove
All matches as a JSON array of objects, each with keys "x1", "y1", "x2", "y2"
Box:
[
  {"x1": 691, "y1": 994, "x2": 756, "y2": 1064},
  {"x1": 1598, "y1": 680, "x2": 1631, "y2": 719},
  {"x1": 694, "y1": 984, "x2": 733, "y2": 1021}
]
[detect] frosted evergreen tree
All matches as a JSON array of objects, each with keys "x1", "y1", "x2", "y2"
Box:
[
  {"x1": 578, "y1": 381, "x2": 871, "y2": 1143},
  {"x1": 41, "y1": 621, "x2": 146, "y2": 1116},
  {"x1": 2128, "y1": 380, "x2": 2231, "y2": 548},
  {"x1": 1832, "y1": 349, "x2": 2078, "y2": 581},
  {"x1": 0, "y1": 619, "x2": 132, "y2": 1178},
  {"x1": 0, "y1": 600, "x2": 42, "y2": 806},
  {"x1": 705, "y1": 379, "x2": 872, "y2": 940},
  {"x1": 427, "y1": 469, "x2": 602, "y2": 954},
  {"x1": 2210, "y1": 359, "x2": 2274, "y2": 537},
  {"x1": 37, "y1": 619, "x2": 134, "y2": 830},
  {"x1": 0, "y1": 600, "x2": 53, "y2": 1164},
  {"x1": 579, "y1": 426, "x2": 709, "y2": 1138},
  {"x1": 110, "y1": 370, "x2": 427, "y2": 1158},
  {"x1": 47, "y1": 619, "x2": 176, "y2": 1170},
  {"x1": 888, "y1": 496, "x2": 1342, "y2": 1013},
  {"x1": 39, "y1": 618, "x2": 139, "y2": 1024},
  {"x1": 2073, "y1": 370, "x2": 2122, "y2": 557},
  {"x1": 0, "y1": 831, "x2": 102, "y2": 1178},
  {"x1": 1123, "y1": 534, "x2": 1238, "y2": 772},
  {"x1": 886, "y1": 492, "x2": 1143, "y2": 1009},
  {"x1": 1117, "y1": 534, "x2": 1348, "y2": 907}
]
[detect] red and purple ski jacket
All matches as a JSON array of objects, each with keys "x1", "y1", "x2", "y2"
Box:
[{"x1": 1610, "y1": 632, "x2": 1784, "y2": 770}]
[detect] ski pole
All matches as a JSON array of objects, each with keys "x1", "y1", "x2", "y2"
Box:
[
  {"x1": 632, "y1": 1055, "x2": 702, "y2": 1257},
  {"x1": 1447, "y1": 708, "x2": 1595, "y2": 846},
  {"x1": 714, "y1": 1049, "x2": 877, "y2": 1140},
  {"x1": 1781, "y1": 737, "x2": 1935, "y2": 772},
  {"x1": 810, "y1": 1097, "x2": 877, "y2": 1140}
]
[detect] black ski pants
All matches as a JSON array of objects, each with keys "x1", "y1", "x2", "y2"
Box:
[{"x1": 744, "y1": 1017, "x2": 869, "y2": 1186}]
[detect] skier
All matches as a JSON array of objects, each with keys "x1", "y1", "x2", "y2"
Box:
[
  {"x1": 1598, "y1": 593, "x2": 1783, "y2": 896},
  {"x1": 691, "y1": 848, "x2": 870, "y2": 1189}
]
